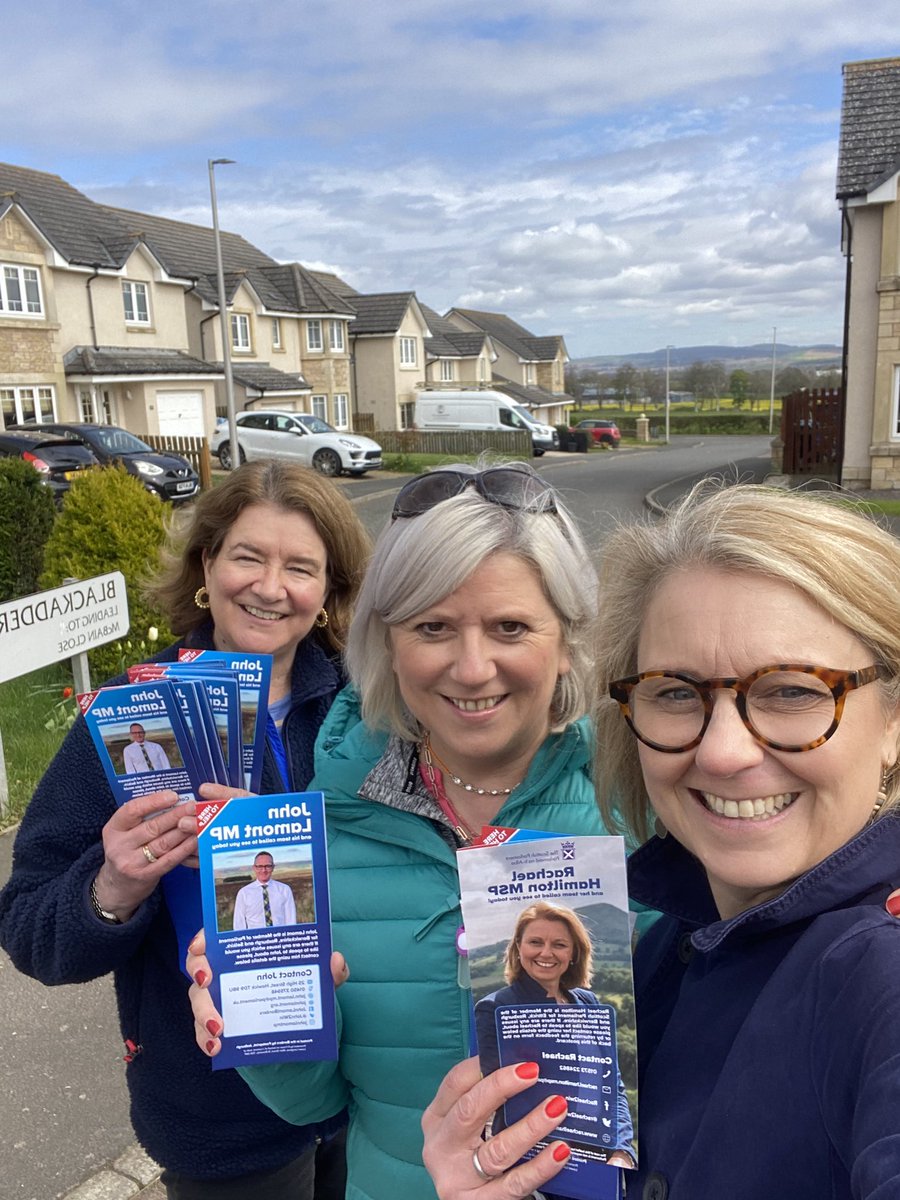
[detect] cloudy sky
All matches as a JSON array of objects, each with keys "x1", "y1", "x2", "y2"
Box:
[{"x1": 3, "y1": 2, "x2": 898, "y2": 356}]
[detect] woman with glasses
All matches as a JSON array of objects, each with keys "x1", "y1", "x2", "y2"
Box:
[
  {"x1": 421, "y1": 482, "x2": 900, "y2": 1200},
  {"x1": 187, "y1": 462, "x2": 614, "y2": 1200}
]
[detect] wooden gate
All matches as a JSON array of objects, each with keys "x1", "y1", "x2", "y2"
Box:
[{"x1": 781, "y1": 388, "x2": 844, "y2": 476}]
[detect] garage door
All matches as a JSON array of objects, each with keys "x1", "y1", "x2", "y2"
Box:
[{"x1": 157, "y1": 391, "x2": 205, "y2": 437}]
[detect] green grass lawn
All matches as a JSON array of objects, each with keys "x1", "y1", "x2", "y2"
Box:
[{"x1": 0, "y1": 663, "x2": 75, "y2": 828}]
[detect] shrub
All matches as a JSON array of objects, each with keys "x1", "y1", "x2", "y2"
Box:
[
  {"x1": 0, "y1": 458, "x2": 56, "y2": 602},
  {"x1": 39, "y1": 465, "x2": 174, "y2": 681}
]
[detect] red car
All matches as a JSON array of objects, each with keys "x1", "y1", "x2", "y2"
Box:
[{"x1": 572, "y1": 419, "x2": 621, "y2": 447}]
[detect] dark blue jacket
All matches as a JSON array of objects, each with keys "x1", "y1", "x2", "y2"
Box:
[
  {"x1": 628, "y1": 814, "x2": 900, "y2": 1199},
  {"x1": 0, "y1": 625, "x2": 346, "y2": 1180}
]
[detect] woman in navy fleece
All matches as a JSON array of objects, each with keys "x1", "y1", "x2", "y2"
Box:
[
  {"x1": 423, "y1": 483, "x2": 900, "y2": 1200},
  {"x1": 0, "y1": 461, "x2": 370, "y2": 1200}
]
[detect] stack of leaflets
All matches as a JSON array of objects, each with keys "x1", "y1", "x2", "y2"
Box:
[
  {"x1": 458, "y1": 827, "x2": 636, "y2": 1200},
  {"x1": 78, "y1": 651, "x2": 272, "y2": 803}
]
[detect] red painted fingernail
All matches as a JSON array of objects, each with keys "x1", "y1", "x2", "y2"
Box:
[
  {"x1": 887, "y1": 893, "x2": 900, "y2": 917},
  {"x1": 552, "y1": 1142, "x2": 571, "y2": 1163},
  {"x1": 545, "y1": 1095, "x2": 567, "y2": 1119},
  {"x1": 205, "y1": 1019, "x2": 221, "y2": 1036},
  {"x1": 515, "y1": 1061, "x2": 540, "y2": 1080},
  {"x1": 205, "y1": 1040, "x2": 216, "y2": 1053},
  {"x1": 194, "y1": 970, "x2": 207, "y2": 987}
]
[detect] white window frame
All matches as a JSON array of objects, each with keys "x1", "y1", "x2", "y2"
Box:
[
  {"x1": 272, "y1": 317, "x2": 282, "y2": 349},
  {"x1": 231, "y1": 312, "x2": 252, "y2": 352},
  {"x1": 333, "y1": 393, "x2": 349, "y2": 429},
  {"x1": 311, "y1": 394, "x2": 328, "y2": 421},
  {"x1": 440, "y1": 358, "x2": 454, "y2": 382},
  {"x1": 526, "y1": 363, "x2": 536, "y2": 385},
  {"x1": 1, "y1": 263, "x2": 44, "y2": 318},
  {"x1": 329, "y1": 320, "x2": 345, "y2": 352},
  {"x1": 122, "y1": 280, "x2": 150, "y2": 325},
  {"x1": 399, "y1": 336, "x2": 417, "y2": 367},
  {"x1": 307, "y1": 319, "x2": 323, "y2": 352},
  {"x1": 399, "y1": 400, "x2": 415, "y2": 430},
  {"x1": 893, "y1": 365, "x2": 900, "y2": 439},
  {"x1": 1, "y1": 384, "x2": 56, "y2": 424}
]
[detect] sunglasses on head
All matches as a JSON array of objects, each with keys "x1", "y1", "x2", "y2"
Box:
[{"x1": 391, "y1": 466, "x2": 558, "y2": 520}]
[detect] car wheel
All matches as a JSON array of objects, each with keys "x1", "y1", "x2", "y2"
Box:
[
  {"x1": 313, "y1": 448, "x2": 342, "y2": 477},
  {"x1": 533, "y1": 447, "x2": 545, "y2": 457},
  {"x1": 218, "y1": 442, "x2": 246, "y2": 470}
]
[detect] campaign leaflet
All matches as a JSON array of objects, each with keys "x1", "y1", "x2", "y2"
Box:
[
  {"x1": 128, "y1": 663, "x2": 242, "y2": 789},
  {"x1": 458, "y1": 828, "x2": 635, "y2": 1200},
  {"x1": 178, "y1": 650, "x2": 271, "y2": 792},
  {"x1": 79, "y1": 681, "x2": 205, "y2": 803},
  {"x1": 196, "y1": 791, "x2": 337, "y2": 1070}
]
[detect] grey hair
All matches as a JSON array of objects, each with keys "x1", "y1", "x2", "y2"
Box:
[
  {"x1": 593, "y1": 481, "x2": 900, "y2": 845},
  {"x1": 346, "y1": 466, "x2": 598, "y2": 741}
]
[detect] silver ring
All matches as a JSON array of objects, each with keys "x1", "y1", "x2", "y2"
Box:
[
  {"x1": 141, "y1": 844, "x2": 158, "y2": 864},
  {"x1": 472, "y1": 1146, "x2": 502, "y2": 1182}
]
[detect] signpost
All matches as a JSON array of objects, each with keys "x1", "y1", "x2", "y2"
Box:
[{"x1": 0, "y1": 572, "x2": 130, "y2": 816}]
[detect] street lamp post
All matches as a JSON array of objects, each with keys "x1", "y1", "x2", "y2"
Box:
[
  {"x1": 208, "y1": 158, "x2": 238, "y2": 469},
  {"x1": 665, "y1": 345, "x2": 673, "y2": 444},
  {"x1": 768, "y1": 326, "x2": 777, "y2": 435}
]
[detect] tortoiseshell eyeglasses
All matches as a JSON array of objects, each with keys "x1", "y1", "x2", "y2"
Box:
[{"x1": 608, "y1": 663, "x2": 889, "y2": 754}]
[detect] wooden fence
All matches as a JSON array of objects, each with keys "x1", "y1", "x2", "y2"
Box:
[
  {"x1": 780, "y1": 388, "x2": 844, "y2": 477},
  {"x1": 372, "y1": 429, "x2": 532, "y2": 457},
  {"x1": 140, "y1": 434, "x2": 214, "y2": 490}
]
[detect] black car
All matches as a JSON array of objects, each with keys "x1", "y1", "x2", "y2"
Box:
[
  {"x1": 17, "y1": 423, "x2": 200, "y2": 502},
  {"x1": 0, "y1": 429, "x2": 97, "y2": 501}
]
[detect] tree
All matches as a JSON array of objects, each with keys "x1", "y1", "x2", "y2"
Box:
[
  {"x1": 612, "y1": 363, "x2": 638, "y2": 409},
  {"x1": 729, "y1": 369, "x2": 750, "y2": 410},
  {"x1": 776, "y1": 366, "x2": 812, "y2": 396}
]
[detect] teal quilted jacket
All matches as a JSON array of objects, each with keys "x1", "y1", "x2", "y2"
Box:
[{"x1": 240, "y1": 686, "x2": 612, "y2": 1200}]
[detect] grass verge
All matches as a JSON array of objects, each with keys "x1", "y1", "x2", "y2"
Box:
[{"x1": 0, "y1": 663, "x2": 75, "y2": 829}]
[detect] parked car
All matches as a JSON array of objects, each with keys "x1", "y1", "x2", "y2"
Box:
[
  {"x1": 571, "y1": 418, "x2": 621, "y2": 447},
  {"x1": 15, "y1": 423, "x2": 200, "y2": 501},
  {"x1": 0, "y1": 429, "x2": 97, "y2": 502},
  {"x1": 413, "y1": 390, "x2": 558, "y2": 455},
  {"x1": 211, "y1": 411, "x2": 383, "y2": 476}
]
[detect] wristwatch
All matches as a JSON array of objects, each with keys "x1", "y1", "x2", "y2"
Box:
[{"x1": 89, "y1": 876, "x2": 122, "y2": 925}]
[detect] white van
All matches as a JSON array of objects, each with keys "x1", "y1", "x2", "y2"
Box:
[{"x1": 413, "y1": 390, "x2": 559, "y2": 455}]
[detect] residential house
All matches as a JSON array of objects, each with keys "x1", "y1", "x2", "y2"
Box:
[
  {"x1": 0, "y1": 162, "x2": 219, "y2": 435},
  {"x1": 104, "y1": 209, "x2": 357, "y2": 428},
  {"x1": 836, "y1": 56, "x2": 900, "y2": 490},
  {"x1": 444, "y1": 308, "x2": 572, "y2": 426},
  {"x1": 336, "y1": 291, "x2": 432, "y2": 430},
  {"x1": 420, "y1": 305, "x2": 495, "y2": 392}
]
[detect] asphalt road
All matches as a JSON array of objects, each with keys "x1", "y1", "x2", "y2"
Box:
[{"x1": 0, "y1": 434, "x2": 774, "y2": 1199}]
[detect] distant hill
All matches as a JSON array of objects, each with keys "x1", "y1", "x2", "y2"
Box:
[{"x1": 574, "y1": 343, "x2": 842, "y2": 372}]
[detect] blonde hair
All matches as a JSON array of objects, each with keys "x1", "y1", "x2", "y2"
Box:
[
  {"x1": 504, "y1": 902, "x2": 594, "y2": 991},
  {"x1": 593, "y1": 483, "x2": 900, "y2": 844}
]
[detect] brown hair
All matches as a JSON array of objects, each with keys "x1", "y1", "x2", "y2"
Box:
[
  {"x1": 504, "y1": 901, "x2": 594, "y2": 992},
  {"x1": 148, "y1": 460, "x2": 371, "y2": 652}
]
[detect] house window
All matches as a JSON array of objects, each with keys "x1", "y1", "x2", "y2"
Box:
[
  {"x1": 893, "y1": 366, "x2": 900, "y2": 438},
  {"x1": 526, "y1": 364, "x2": 536, "y2": 385},
  {"x1": 311, "y1": 394, "x2": 328, "y2": 421},
  {"x1": 329, "y1": 321, "x2": 345, "y2": 352},
  {"x1": 272, "y1": 318, "x2": 282, "y2": 349},
  {"x1": 0, "y1": 384, "x2": 56, "y2": 424},
  {"x1": 440, "y1": 359, "x2": 454, "y2": 382},
  {"x1": 399, "y1": 337, "x2": 417, "y2": 367},
  {"x1": 122, "y1": 280, "x2": 150, "y2": 325},
  {"x1": 479, "y1": 357, "x2": 487, "y2": 382},
  {"x1": 399, "y1": 401, "x2": 415, "y2": 430},
  {"x1": 307, "y1": 320, "x2": 323, "y2": 352},
  {"x1": 231, "y1": 313, "x2": 251, "y2": 352},
  {"x1": 1, "y1": 263, "x2": 44, "y2": 317},
  {"x1": 333, "y1": 393, "x2": 349, "y2": 429}
]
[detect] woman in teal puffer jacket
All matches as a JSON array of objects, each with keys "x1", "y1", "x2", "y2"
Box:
[{"x1": 188, "y1": 464, "x2": 618, "y2": 1200}]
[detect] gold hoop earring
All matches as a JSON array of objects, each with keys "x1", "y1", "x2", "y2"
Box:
[
  {"x1": 194, "y1": 586, "x2": 211, "y2": 610},
  {"x1": 314, "y1": 608, "x2": 329, "y2": 629}
]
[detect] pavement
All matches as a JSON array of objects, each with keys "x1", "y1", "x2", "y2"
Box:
[{"x1": 4, "y1": 454, "x2": 899, "y2": 1199}]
